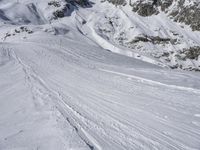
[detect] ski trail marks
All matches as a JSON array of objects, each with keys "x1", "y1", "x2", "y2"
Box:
[{"x1": 100, "y1": 68, "x2": 200, "y2": 94}]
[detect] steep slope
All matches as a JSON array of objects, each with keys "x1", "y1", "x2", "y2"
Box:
[
  {"x1": 0, "y1": 0, "x2": 200, "y2": 150},
  {"x1": 86, "y1": 0, "x2": 200, "y2": 71},
  {"x1": 1, "y1": 27, "x2": 200, "y2": 150}
]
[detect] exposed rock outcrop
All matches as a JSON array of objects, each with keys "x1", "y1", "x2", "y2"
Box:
[
  {"x1": 105, "y1": 0, "x2": 200, "y2": 31},
  {"x1": 102, "y1": 0, "x2": 126, "y2": 6},
  {"x1": 130, "y1": 35, "x2": 177, "y2": 45},
  {"x1": 170, "y1": 1, "x2": 200, "y2": 31}
]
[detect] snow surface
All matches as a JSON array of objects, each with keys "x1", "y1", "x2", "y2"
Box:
[{"x1": 0, "y1": 0, "x2": 200, "y2": 150}]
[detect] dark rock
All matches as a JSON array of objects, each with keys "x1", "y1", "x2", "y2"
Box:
[
  {"x1": 73, "y1": 0, "x2": 91, "y2": 7},
  {"x1": 48, "y1": 1, "x2": 61, "y2": 7},
  {"x1": 132, "y1": 1, "x2": 158, "y2": 17},
  {"x1": 170, "y1": 3, "x2": 200, "y2": 31},
  {"x1": 130, "y1": 35, "x2": 175, "y2": 44},
  {"x1": 183, "y1": 46, "x2": 200, "y2": 60},
  {"x1": 53, "y1": 10, "x2": 65, "y2": 19},
  {"x1": 106, "y1": 0, "x2": 126, "y2": 6}
]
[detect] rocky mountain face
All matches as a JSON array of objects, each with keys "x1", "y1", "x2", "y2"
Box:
[
  {"x1": 169, "y1": 0, "x2": 200, "y2": 31},
  {"x1": 99, "y1": 0, "x2": 200, "y2": 71},
  {"x1": 130, "y1": 0, "x2": 200, "y2": 31},
  {"x1": 48, "y1": 0, "x2": 91, "y2": 19},
  {"x1": 106, "y1": 0, "x2": 200, "y2": 31}
]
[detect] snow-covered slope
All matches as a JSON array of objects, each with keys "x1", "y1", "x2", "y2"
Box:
[
  {"x1": 83, "y1": 0, "x2": 200, "y2": 71},
  {"x1": 0, "y1": 0, "x2": 200, "y2": 150}
]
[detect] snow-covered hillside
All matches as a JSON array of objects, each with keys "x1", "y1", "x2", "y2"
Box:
[
  {"x1": 90, "y1": 0, "x2": 200, "y2": 71},
  {"x1": 0, "y1": 0, "x2": 200, "y2": 150}
]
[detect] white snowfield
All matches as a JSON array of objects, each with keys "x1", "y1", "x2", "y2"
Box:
[{"x1": 0, "y1": 0, "x2": 200, "y2": 150}]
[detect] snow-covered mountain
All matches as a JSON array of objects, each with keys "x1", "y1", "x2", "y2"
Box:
[
  {"x1": 95, "y1": 0, "x2": 200, "y2": 71},
  {"x1": 0, "y1": 0, "x2": 200, "y2": 150},
  {"x1": 1, "y1": 0, "x2": 200, "y2": 71}
]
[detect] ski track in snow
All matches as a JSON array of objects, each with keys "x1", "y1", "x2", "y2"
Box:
[
  {"x1": 99, "y1": 68, "x2": 200, "y2": 94},
  {"x1": 0, "y1": 38, "x2": 199, "y2": 149},
  {"x1": 0, "y1": 0, "x2": 200, "y2": 149},
  {"x1": 10, "y1": 49, "x2": 100, "y2": 150}
]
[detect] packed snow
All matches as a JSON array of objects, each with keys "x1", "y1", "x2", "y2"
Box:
[{"x1": 0, "y1": 0, "x2": 200, "y2": 150}]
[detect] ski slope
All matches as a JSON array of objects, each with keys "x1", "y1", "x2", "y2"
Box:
[
  {"x1": 1, "y1": 29, "x2": 200, "y2": 150},
  {"x1": 0, "y1": 0, "x2": 200, "y2": 150}
]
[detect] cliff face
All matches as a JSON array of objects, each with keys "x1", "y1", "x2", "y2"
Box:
[
  {"x1": 131, "y1": 0, "x2": 173, "y2": 16},
  {"x1": 169, "y1": 0, "x2": 200, "y2": 31}
]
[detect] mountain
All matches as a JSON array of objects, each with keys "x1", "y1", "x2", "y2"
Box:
[
  {"x1": 0, "y1": 0, "x2": 200, "y2": 150},
  {"x1": 96, "y1": 0, "x2": 200, "y2": 71},
  {"x1": 1, "y1": 0, "x2": 200, "y2": 71}
]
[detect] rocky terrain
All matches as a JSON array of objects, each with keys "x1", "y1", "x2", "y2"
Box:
[
  {"x1": 101, "y1": 0, "x2": 200, "y2": 71},
  {"x1": 1, "y1": 0, "x2": 200, "y2": 71}
]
